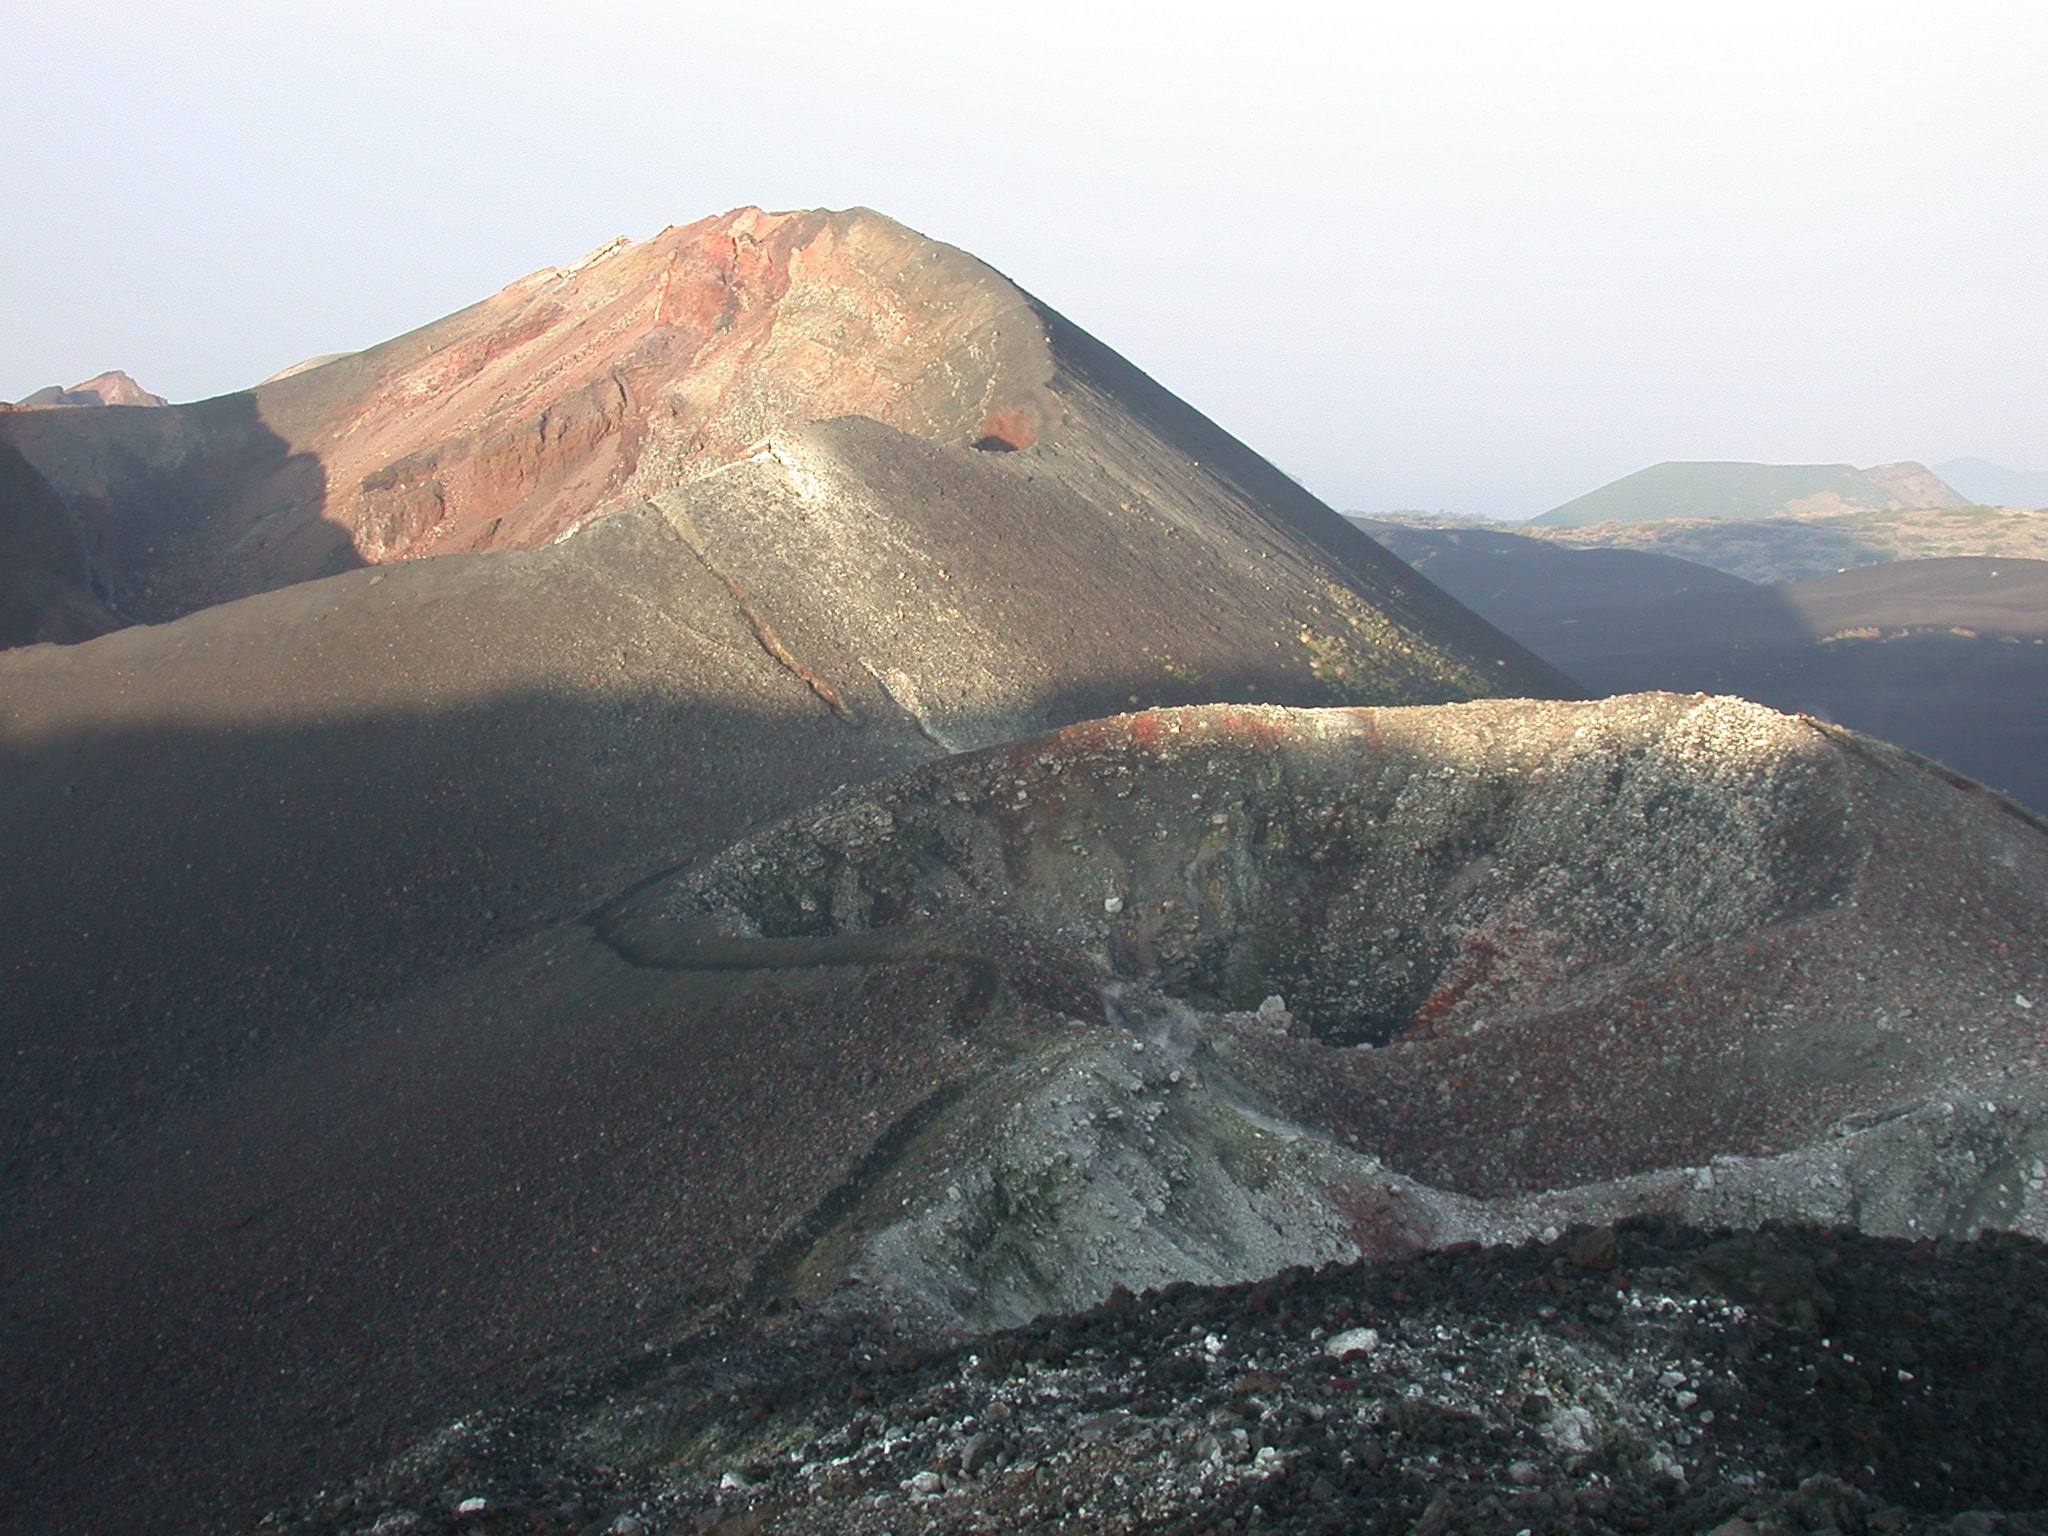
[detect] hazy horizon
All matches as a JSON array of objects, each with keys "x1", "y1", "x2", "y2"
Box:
[{"x1": 6, "y1": 1, "x2": 2044, "y2": 518}]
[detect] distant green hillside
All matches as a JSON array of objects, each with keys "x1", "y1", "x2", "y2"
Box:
[{"x1": 1533, "y1": 460, "x2": 1965, "y2": 527}]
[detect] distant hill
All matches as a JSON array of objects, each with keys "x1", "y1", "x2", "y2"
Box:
[
  {"x1": 1532, "y1": 459, "x2": 1967, "y2": 527},
  {"x1": 1359, "y1": 516, "x2": 2048, "y2": 812},
  {"x1": 1937, "y1": 456, "x2": 2048, "y2": 510},
  {"x1": 1378, "y1": 501, "x2": 2048, "y2": 586},
  {"x1": 13, "y1": 370, "x2": 167, "y2": 408},
  {"x1": 1519, "y1": 503, "x2": 2048, "y2": 584}
]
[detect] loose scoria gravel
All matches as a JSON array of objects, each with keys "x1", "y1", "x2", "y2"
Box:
[{"x1": 267, "y1": 1220, "x2": 2048, "y2": 1536}]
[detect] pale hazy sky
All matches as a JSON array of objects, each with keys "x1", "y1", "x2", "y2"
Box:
[{"x1": 5, "y1": 1, "x2": 2044, "y2": 516}]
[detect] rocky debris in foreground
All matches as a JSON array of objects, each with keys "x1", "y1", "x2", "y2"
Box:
[{"x1": 267, "y1": 1220, "x2": 2048, "y2": 1536}]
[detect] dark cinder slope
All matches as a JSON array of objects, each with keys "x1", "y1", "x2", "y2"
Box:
[
  {"x1": 273, "y1": 1223, "x2": 2048, "y2": 1536},
  {"x1": 1784, "y1": 554, "x2": 2048, "y2": 636},
  {"x1": 0, "y1": 506, "x2": 927, "y2": 1212},
  {"x1": 1358, "y1": 521, "x2": 1768, "y2": 642},
  {"x1": 1366, "y1": 520, "x2": 2048, "y2": 811},
  {"x1": 2, "y1": 413, "x2": 1559, "y2": 1223}
]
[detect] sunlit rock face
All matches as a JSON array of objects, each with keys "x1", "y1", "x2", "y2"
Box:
[
  {"x1": 654, "y1": 693, "x2": 1862, "y2": 1050},
  {"x1": 10, "y1": 207, "x2": 1051, "y2": 617},
  {"x1": 280, "y1": 207, "x2": 1067, "y2": 565}
]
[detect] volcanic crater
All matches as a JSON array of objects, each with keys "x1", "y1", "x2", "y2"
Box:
[{"x1": 586, "y1": 692, "x2": 2048, "y2": 1337}]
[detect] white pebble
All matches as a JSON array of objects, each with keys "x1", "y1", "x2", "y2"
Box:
[{"x1": 1325, "y1": 1326, "x2": 1380, "y2": 1360}]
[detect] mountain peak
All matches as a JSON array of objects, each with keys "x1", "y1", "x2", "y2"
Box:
[{"x1": 15, "y1": 369, "x2": 167, "y2": 408}]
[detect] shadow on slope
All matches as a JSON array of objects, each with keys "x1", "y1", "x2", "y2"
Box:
[
  {"x1": 0, "y1": 387, "x2": 348, "y2": 626},
  {"x1": 0, "y1": 689, "x2": 915, "y2": 1206},
  {"x1": 0, "y1": 440, "x2": 125, "y2": 645},
  {"x1": 0, "y1": 870, "x2": 1061, "y2": 1536}
]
